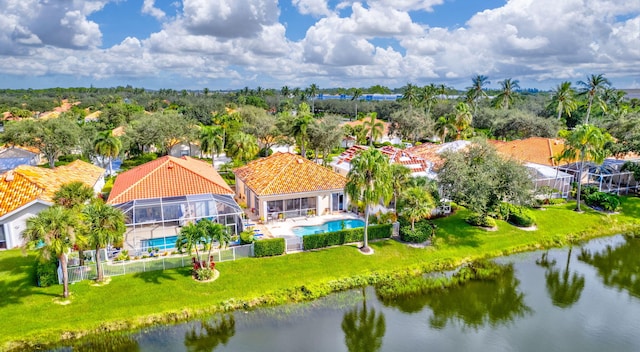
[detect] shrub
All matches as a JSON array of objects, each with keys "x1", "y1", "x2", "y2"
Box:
[
  {"x1": 239, "y1": 229, "x2": 255, "y2": 244},
  {"x1": 121, "y1": 153, "x2": 157, "y2": 170},
  {"x1": 465, "y1": 214, "x2": 496, "y2": 228},
  {"x1": 549, "y1": 198, "x2": 566, "y2": 205},
  {"x1": 254, "y1": 238, "x2": 285, "y2": 257},
  {"x1": 585, "y1": 192, "x2": 621, "y2": 212},
  {"x1": 495, "y1": 202, "x2": 536, "y2": 227},
  {"x1": 400, "y1": 226, "x2": 429, "y2": 243},
  {"x1": 302, "y1": 224, "x2": 393, "y2": 250},
  {"x1": 35, "y1": 257, "x2": 58, "y2": 287},
  {"x1": 195, "y1": 267, "x2": 214, "y2": 281},
  {"x1": 581, "y1": 185, "x2": 599, "y2": 198}
]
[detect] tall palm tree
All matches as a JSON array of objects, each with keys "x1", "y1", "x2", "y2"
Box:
[
  {"x1": 280, "y1": 85, "x2": 290, "y2": 99},
  {"x1": 345, "y1": 149, "x2": 392, "y2": 253},
  {"x1": 351, "y1": 88, "x2": 363, "y2": 120},
  {"x1": 548, "y1": 81, "x2": 577, "y2": 120},
  {"x1": 453, "y1": 102, "x2": 473, "y2": 140},
  {"x1": 400, "y1": 83, "x2": 419, "y2": 113},
  {"x1": 83, "y1": 199, "x2": 126, "y2": 282},
  {"x1": 53, "y1": 182, "x2": 94, "y2": 210},
  {"x1": 493, "y1": 78, "x2": 520, "y2": 110},
  {"x1": 177, "y1": 222, "x2": 205, "y2": 267},
  {"x1": 362, "y1": 112, "x2": 384, "y2": 146},
  {"x1": 418, "y1": 84, "x2": 439, "y2": 118},
  {"x1": 466, "y1": 75, "x2": 490, "y2": 114},
  {"x1": 307, "y1": 83, "x2": 319, "y2": 114},
  {"x1": 390, "y1": 164, "x2": 411, "y2": 215},
  {"x1": 398, "y1": 187, "x2": 436, "y2": 231},
  {"x1": 291, "y1": 104, "x2": 314, "y2": 157},
  {"x1": 93, "y1": 130, "x2": 122, "y2": 176},
  {"x1": 227, "y1": 132, "x2": 259, "y2": 162},
  {"x1": 434, "y1": 115, "x2": 453, "y2": 144},
  {"x1": 23, "y1": 206, "x2": 79, "y2": 298},
  {"x1": 558, "y1": 124, "x2": 613, "y2": 212},
  {"x1": 577, "y1": 74, "x2": 611, "y2": 124},
  {"x1": 199, "y1": 125, "x2": 224, "y2": 167}
]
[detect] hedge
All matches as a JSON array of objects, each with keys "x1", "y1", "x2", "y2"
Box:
[
  {"x1": 35, "y1": 257, "x2": 58, "y2": 287},
  {"x1": 254, "y1": 238, "x2": 285, "y2": 257},
  {"x1": 302, "y1": 224, "x2": 393, "y2": 250}
]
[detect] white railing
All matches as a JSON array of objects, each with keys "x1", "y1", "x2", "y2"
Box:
[{"x1": 66, "y1": 244, "x2": 253, "y2": 283}]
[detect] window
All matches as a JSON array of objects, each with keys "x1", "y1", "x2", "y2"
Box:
[{"x1": 0, "y1": 225, "x2": 6, "y2": 249}]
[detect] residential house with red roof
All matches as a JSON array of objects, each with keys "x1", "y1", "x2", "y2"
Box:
[
  {"x1": 330, "y1": 145, "x2": 431, "y2": 178},
  {"x1": 106, "y1": 155, "x2": 243, "y2": 251},
  {"x1": 234, "y1": 152, "x2": 347, "y2": 221},
  {"x1": 0, "y1": 160, "x2": 105, "y2": 249}
]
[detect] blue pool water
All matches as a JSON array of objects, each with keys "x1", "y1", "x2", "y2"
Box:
[
  {"x1": 141, "y1": 236, "x2": 178, "y2": 250},
  {"x1": 292, "y1": 219, "x2": 365, "y2": 237}
]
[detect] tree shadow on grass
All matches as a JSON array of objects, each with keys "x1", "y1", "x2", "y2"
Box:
[{"x1": 132, "y1": 269, "x2": 179, "y2": 285}]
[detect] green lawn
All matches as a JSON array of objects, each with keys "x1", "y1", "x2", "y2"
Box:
[{"x1": 2, "y1": 197, "x2": 639, "y2": 349}]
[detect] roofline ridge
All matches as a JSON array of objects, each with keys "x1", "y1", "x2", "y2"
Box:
[
  {"x1": 261, "y1": 153, "x2": 297, "y2": 194},
  {"x1": 109, "y1": 156, "x2": 171, "y2": 204},
  {"x1": 173, "y1": 156, "x2": 233, "y2": 193}
]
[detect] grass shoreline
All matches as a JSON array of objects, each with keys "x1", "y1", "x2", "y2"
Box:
[{"x1": 2, "y1": 198, "x2": 640, "y2": 350}]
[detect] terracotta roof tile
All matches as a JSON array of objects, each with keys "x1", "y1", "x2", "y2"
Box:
[
  {"x1": 0, "y1": 160, "x2": 105, "y2": 217},
  {"x1": 406, "y1": 141, "x2": 471, "y2": 169},
  {"x1": 489, "y1": 137, "x2": 566, "y2": 166},
  {"x1": 234, "y1": 152, "x2": 346, "y2": 196},
  {"x1": 107, "y1": 156, "x2": 233, "y2": 205}
]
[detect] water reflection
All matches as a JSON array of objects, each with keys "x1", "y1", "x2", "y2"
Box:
[
  {"x1": 52, "y1": 332, "x2": 140, "y2": 352},
  {"x1": 341, "y1": 288, "x2": 386, "y2": 352},
  {"x1": 579, "y1": 236, "x2": 640, "y2": 298},
  {"x1": 380, "y1": 264, "x2": 532, "y2": 329},
  {"x1": 184, "y1": 315, "x2": 235, "y2": 352},
  {"x1": 537, "y1": 248, "x2": 585, "y2": 308}
]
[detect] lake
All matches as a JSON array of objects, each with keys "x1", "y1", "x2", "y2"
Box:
[{"x1": 50, "y1": 235, "x2": 640, "y2": 352}]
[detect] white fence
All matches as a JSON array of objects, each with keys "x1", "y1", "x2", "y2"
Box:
[{"x1": 66, "y1": 244, "x2": 253, "y2": 284}]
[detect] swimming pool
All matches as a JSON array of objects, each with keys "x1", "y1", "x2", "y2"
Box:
[
  {"x1": 141, "y1": 236, "x2": 178, "y2": 251},
  {"x1": 292, "y1": 219, "x2": 365, "y2": 237}
]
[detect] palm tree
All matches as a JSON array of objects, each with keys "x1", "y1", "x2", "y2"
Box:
[
  {"x1": 176, "y1": 220, "x2": 214, "y2": 269},
  {"x1": 351, "y1": 88, "x2": 363, "y2": 120},
  {"x1": 280, "y1": 86, "x2": 290, "y2": 99},
  {"x1": 434, "y1": 115, "x2": 453, "y2": 144},
  {"x1": 545, "y1": 247, "x2": 585, "y2": 308},
  {"x1": 307, "y1": 83, "x2": 319, "y2": 114},
  {"x1": 400, "y1": 83, "x2": 419, "y2": 113},
  {"x1": 23, "y1": 206, "x2": 79, "y2": 298},
  {"x1": 291, "y1": 104, "x2": 314, "y2": 157},
  {"x1": 208, "y1": 221, "x2": 231, "y2": 249},
  {"x1": 345, "y1": 149, "x2": 392, "y2": 253},
  {"x1": 53, "y1": 181, "x2": 94, "y2": 210},
  {"x1": 362, "y1": 112, "x2": 384, "y2": 146},
  {"x1": 577, "y1": 74, "x2": 611, "y2": 124},
  {"x1": 548, "y1": 81, "x2": 577, "y2": 120},
  {"x1": 226, "y1": 132, "x2": 259, "y2": 162},
  {"x1": 453, "y1": 102, "x2": 473, "y2": 140},
  {"x1": 398, "y1": 187, "x2": 436, "y2": 230},
  {"x1": 93, "y1": 130, "x2": 122, "y2": 176},
  {"x1": 466, "y1": 75, "x2": 490, "y2": 114},
  {"x1": 83, "y1": 200, "x2": 126, "y2": 282},
  {"x1": 493, "y1": 78, "x2": 520, "y2": 110},
  {"x1": 418, "y1": 84, "x2": 439, "y2": 118},
  {"x1": 390, "y1": 164, "x2": 411, "y2": 215},
  {"x1": 558, "y1": 124, "x2": 613, "y2": 212},
  {"x1": 199, "y1": 125, "x2": 224, "y2": 167}
]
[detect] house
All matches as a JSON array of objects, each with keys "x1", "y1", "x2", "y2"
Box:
[
  {"x1": 406, "y1": 140, "x2": 472, "y2": 178},
  {"x1": 106, "y1": 156, "x2": 243, "y2": 251},
  {"x1": 0, "y1": 146, "x2": 41, "y2": 173},
  {"x1": 0, "y1": 160, "x2": 105, "y2": 249},
  {"x1": 234, "y1": 152, "x2": 347, "y2": 221},
  {"x1": 330, "y1": 145, "x2": 430, "y2": 178},
  {"x1": 489, "y1": 137, "x2": 566, "y2": 166}
]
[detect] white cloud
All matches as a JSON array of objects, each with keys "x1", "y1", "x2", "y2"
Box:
[
  {"x1": 142, "y1": 0, "x2": 167, "y2": 21},
  {"x1": 292, "y1": 0, "x2": 332, "y2": 17},
  {"x1": 181, "y1": 0, "x2": 279, "y2": 38}
]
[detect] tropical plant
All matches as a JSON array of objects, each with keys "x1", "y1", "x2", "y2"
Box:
[
  {"x1": 307, "y1": 83, "x2": 319, "y2": 114},
  {"x1": 466, "y1": 75, "x2": 490, "y2": 114},
  {"x1": 389, "y1": 164, "x2": 411, "y2": 215},
  {"x1": 558, "y1": 124, "x2": 613, "y2": 212},
  {"x1": 362, "y1": 112, "x2": 384, "y2": 146},
  {"x1": 83, "y1": 199, "x2": 126, "y2": 282},
  {"x1": 22, "y1": 206, "x2": 79, "y2": 298},
  {"x1": 577, "y1": 74, "x2": 611, "y2": 124},
  {"x1": 434, "y1": 115, "x2": 453, "y2": 143},
  {"x1": 351, "y1": 88, "x2": 363, "y2": 120},
  {"x1": 290, "y1": 103, "x2": 314, "y2": 157},
  {"x1": 93, "y1": 130, "x2": 122, "y2": 175},
  {"x1": 418, "y1": 84, "x2": 439, "y2": 118},
  {"x1": 400, "y1": 83, "x2": 419, "y2": 113},
  {"x1": 453, "y1": 102, "x2": 473, "y2": 140},
  {"x1": 199, "y1": 125, "x2": 224, "y2": 167},
  {"x1": 493, "y1": 78, "x2": 519, "y2": 110},
  {"x1": 398, "y1": 187, "x2": 436, "y2": 230},
  {"x1": 226, "y1": 132, "x2": 259, "y2": 162},
  {"x1": 53, "y1": 182, "x2": 94, "y2": 210},
  {"x1": 345, "y1": 149, "x2": 392, "y2": 253},
  {"x1": 548, "y1": 81, "x2": 578, "y2": 120}
]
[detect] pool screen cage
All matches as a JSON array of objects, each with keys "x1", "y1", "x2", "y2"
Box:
[
  {"x1": 557, "y1": 159, "x2": 640, "y2": 195},
  {"x1": 114, "y1": 194, "x2": 245, "y2": 251}
]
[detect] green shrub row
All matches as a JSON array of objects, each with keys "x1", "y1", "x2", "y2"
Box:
[
  {"x1": 465, "y1": 214, "x2": 497, "y2": 228},
  {"x1": 585, "y1": 192, "x2": 621, "y2": 212},
  {"x1": 302, "y1": 224, "x2": 392, "y2": 250},
  {"x1": 496, "y1": 203, "x2": 535, "y2": 227},
  {"x1": 254, "y1": 238, "x2": 285, "y2": 257},
  {"x1": 399, "y1": 221, "x2": 436, "y2": 243},
  {"x1": 35, "y1": 257, "x2": 58, "y2": 287}
]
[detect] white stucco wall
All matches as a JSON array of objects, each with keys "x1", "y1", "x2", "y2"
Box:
[{"x1": 0, "y1": 202, "x2": 51, "y2": 249}]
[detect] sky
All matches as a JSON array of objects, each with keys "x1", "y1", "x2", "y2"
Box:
[{"x1": 0, "y1": 0, "x2": 639, "y2": 91}]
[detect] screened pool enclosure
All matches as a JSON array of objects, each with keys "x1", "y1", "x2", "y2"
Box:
[{"x1": 113, "y1": 194, "x2": 244, "y2": 252}]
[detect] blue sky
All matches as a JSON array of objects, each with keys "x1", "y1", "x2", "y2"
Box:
[{"x1": 0, "y1": 0, "x2": 639, "y2": 91}]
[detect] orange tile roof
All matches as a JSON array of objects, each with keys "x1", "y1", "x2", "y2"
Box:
[
  {"x1": 234, "y1": 152, "x2": 346, "y2": 196},
  {"x1": 107, "y1": 156, "x2": 233, "y2": 205},
  {"x1": 0, "y1": 160, "x2": 105, "y2": 217},
  {"x1": 489, "y1": 137, "x2": 566, "y2": 166},
  {"x1": 406, "y1": 141, "x2": 471, "y2": 169}
]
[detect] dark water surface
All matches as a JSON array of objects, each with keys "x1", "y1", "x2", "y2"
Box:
[{"x1": 52, "y1": 235, "x2": 640, "y2": 352}]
